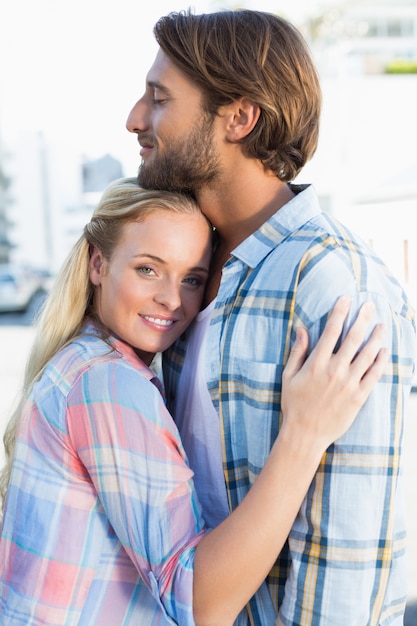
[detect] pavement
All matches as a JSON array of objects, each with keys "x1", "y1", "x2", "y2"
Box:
[{"x1": 0, "y1": 324, "x2": 416, "y2": 623}]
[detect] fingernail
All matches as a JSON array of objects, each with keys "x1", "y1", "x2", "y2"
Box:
[
  {"x1": 362, "y1": 301, "x2": 375, "y2": 315},
  {"x1": 338, "y1": 296, "x2": 351, "y2": 307}
]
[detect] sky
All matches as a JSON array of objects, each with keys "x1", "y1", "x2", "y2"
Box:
[{"x1": 0, "y1": 0, "x2": 338, "y2": 175}]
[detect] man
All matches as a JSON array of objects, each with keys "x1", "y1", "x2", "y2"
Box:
[{"x1": 126, "y1": 10, "x2": 416, "y2": 625}]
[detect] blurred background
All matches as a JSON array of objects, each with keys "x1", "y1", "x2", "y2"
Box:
[
  {"x1": 0, "y1": 0, "x2": 416, "y2": 622},
  {"x1": 1, "y1": 0, "x2": 417, "y2": 296}
]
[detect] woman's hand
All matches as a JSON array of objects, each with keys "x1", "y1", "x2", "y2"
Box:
[{"x1": 281, "y1": 296, "x2": 388, "y2": 451}]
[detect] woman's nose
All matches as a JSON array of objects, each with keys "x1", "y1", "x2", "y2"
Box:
[{"x1": 155, "y1": 280, "x2": 182, "y2": 311}]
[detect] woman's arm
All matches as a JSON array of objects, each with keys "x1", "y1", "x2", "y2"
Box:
[{"x1": 193, "y1": 296, "x2": 387, "y2": 626}]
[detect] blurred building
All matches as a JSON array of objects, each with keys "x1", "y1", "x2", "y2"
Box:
[
  {"x1": 82, "y1": 154, "x2": 123, "y2": 193},
  {"x1": 308, "y1": 0, "x2": 417, "y2": 76},
  {"x1": 2, "y1": 131, "x2": 124, "y2": 274},
  {"x1": 0, "y1": 0, "x2": 415, "y2": 301},
  {"x1": 0, "y1": 126, "x2": 12, "y2": 263}
]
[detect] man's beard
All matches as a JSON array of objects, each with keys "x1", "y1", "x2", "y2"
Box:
[{"x1": 138, "y1": 115, "x2": 221, "y2": 194}]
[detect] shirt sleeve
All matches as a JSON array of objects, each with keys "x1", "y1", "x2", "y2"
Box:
[
  {"x1": 278, "y1": 248, "x2": 416, "y2": 625},
  {"x1": 67, "y1": 358, "x2": 206, "y2": 625}
]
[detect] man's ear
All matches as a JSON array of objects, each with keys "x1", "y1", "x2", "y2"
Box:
[
  {"x1": 224, "y1": 97, "x2": 261, "y2": 142},
  {"x1": 89, "y1": 245, "x2": 105, "y2": 286}
]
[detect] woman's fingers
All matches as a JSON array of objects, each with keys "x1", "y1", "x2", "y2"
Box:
[
  {"x1": 286, "y1": 296, "x2": 387, "y2": 392},
  {"x1": 348, "y1": 322, "x2": 387, "y2": 379},
  {"x1": 284, "y1": 327, "x2": 310, "y2": 379},
  {"x1": 330, "y1": 302, "x2": 388, "y2": 395},
  {"x1": 358, "y1": 346, "x2": 389, "y2": 397},
  {"x1": 309, "y1": 296, "x2": 353, "y2": 360},
  {"x1": 309, "y1": 297, "x2": 383, "y2": 371},
  {"x1": 282, "y1": 297, "x2": 388, "y2": 448},
  {"x1": 334, "y1": 300, "x2": 377, "y2": 363}
]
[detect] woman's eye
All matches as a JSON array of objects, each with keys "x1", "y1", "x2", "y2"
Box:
[
  {"x1": 183, "y1": 276, "x2": 204, "y2": 287},
  {"x1": 137, "y1": 266, "x2": 154, "y2": 276}
]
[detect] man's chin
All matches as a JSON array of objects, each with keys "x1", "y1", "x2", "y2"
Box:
[
  {"x1": 137, "y1": 166, "x2": 158, "y2": 190},
  {"x1": 138, "y1": 167, "x2": 189, "y2": 194}
]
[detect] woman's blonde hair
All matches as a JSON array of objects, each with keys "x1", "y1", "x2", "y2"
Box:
[{"x1": 0, "y1": 178, "x2": 209, "y2": 510}]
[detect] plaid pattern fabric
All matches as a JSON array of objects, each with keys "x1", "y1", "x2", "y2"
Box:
[
  {"x1": 164, "y1": 184, "x2": 416, "y2": 626},
  {"x1": 0, "y1": 325, "x2": 205, "y2": 625}
]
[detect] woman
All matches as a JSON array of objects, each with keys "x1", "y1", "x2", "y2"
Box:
[{"x1": 0, "y1": 178, "x2": 386, "y2": 626}]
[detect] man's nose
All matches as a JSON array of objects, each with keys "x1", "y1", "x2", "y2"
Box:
[{"x1": 126, "y1": 98, "x2": 147, "y2": 133}]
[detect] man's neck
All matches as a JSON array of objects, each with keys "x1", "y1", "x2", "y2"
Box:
[
  {"x1": 198, "y1": 169, "x2": 296, "y2": 306},
  {"x1": 197, "y1": 170, "x2": 295, "y2": 250}
]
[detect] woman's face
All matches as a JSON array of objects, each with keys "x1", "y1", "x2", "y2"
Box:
[{"x1": 89, "y1": 210, "x2": 212, "y2": 365}]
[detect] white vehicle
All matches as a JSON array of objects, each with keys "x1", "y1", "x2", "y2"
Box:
[{"x1": 0, "y1": 265, "x2": 47, "y2": 313}]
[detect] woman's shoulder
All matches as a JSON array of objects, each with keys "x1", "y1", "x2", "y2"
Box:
[{"x1": 36, "y1": 323, "x2": 163, "y2": 409}]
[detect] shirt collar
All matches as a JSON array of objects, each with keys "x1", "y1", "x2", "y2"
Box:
[
  {"x1": 82, "y1": 320, "x2": 164, "y2": 394},
  {"x1": 231, "y1": 183, "x2": 322, "y2": 269}
]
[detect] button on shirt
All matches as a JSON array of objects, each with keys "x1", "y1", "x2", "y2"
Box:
[
  {"x1": 0, "y1": 324, "x2": 206, "y2": 625},
  {"x1": 163, "y1": 184, "x2": 416, "y2": 626}
]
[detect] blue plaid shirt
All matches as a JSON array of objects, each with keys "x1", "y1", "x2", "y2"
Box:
[{"x1": 164, "y1": 184, "x2": 416, "y2": 626}]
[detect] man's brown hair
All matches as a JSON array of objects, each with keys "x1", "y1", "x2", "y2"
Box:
[{"x1": 154, "y1": 9, "x2": 322, "y2": 182}]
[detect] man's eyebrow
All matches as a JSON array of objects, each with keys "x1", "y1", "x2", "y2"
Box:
[{"x1": 147, "y1": 80, "x2": 171, "y2": 95}]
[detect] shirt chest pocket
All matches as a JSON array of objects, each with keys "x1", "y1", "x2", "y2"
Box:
[{"x1": 219, "y1": 357, "x2": 283, "y2": 472}]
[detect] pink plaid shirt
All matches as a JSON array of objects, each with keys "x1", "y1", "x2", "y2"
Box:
[{"x1": 0, "y1": 323, "x2": 206, "y2": 625}]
